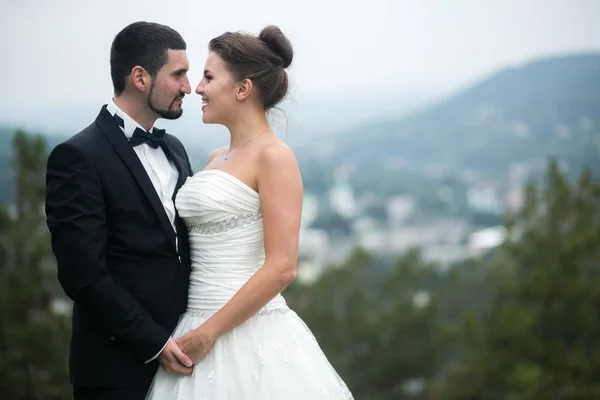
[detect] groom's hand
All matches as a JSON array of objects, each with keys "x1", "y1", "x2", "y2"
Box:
[{"x1": 158, "y1": 338, "x2": 194, "y2": 375}]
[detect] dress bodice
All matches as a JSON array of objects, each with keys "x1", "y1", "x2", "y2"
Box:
[{"x1": 175, "y1": 169, "x2": 285, "y2": 310}]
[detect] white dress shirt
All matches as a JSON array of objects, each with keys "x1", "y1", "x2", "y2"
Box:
[{"x1": 106, "y1": 99, "x2": 177, "y2": 363}]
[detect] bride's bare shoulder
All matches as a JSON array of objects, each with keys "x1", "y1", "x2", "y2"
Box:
[
  {"x1": 206, "y1": 146, "x2": 229, "y2": 165},
  {"x1": 257, "y1": 139, "x2": 299, "y2": 172}
]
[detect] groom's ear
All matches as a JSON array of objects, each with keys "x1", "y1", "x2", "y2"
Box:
[
  {"x1": 236, "y1": 78, "x2": 253, "y2": 101},
  {"x1": 131, "y1": 66, "x2": 151, "y2": 92}
]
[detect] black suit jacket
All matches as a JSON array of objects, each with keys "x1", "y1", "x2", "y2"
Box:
[{"x1": 45, "y1": 105, "x2": 193, "y2": 388}]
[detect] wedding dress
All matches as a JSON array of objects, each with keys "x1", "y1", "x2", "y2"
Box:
[{"x1": 145, "y1": 169, "x2": 353, "y2": 399}]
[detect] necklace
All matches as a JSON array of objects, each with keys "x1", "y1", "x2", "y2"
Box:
[{"x1": 223, "y1": 130, "x2": 270, "y2": 161}]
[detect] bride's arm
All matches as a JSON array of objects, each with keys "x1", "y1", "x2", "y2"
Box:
[{"x1": 176, "y1": 142, "x2": 302, "y2": 361}]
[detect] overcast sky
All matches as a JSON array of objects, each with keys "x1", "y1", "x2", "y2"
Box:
[{"x1": 1, "y1": 0, "x2": 599, "y2": 139}]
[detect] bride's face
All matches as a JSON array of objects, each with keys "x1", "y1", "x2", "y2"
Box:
[{"x1": 195, "y1": 52, "x2": 240, "y2": 125}]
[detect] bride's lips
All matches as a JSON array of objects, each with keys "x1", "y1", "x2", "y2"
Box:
[{"x1": 202, "y1": 98, "x2": 209, "y2": 111}]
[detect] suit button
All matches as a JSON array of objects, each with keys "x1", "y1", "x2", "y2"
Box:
[{"x1": 110, "y1": 336, "x2": 115, "y2": 341}]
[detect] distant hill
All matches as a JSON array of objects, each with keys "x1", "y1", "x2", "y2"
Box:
[
  {"x1": 2, "y1": 53, "x2": 599, "y2": 206},
  {"x1": 325, "y1": 52, "x2": 600, "y2": 180}
]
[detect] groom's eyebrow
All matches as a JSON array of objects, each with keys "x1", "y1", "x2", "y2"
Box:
[{"x1": 173, "y1": 68, "x2": 188, "y2": 76}]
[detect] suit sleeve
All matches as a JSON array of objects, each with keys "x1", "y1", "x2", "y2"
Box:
[{"x1": 45, "y1": 142, "x2": 170, "y2": 363}]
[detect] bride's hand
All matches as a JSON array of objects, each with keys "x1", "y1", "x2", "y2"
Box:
[{"x1": 176, "y1": 327, "x2": 217, "y2": 364}]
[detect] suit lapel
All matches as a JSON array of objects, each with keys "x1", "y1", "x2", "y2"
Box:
[
  {"x1": 95, "y1": 106, "x2": 178, "y2": 251},
  {"x1": 161, "y1": 136, "x2": 189, "y2": 199},
  {"x1": 161, "y1": 136, "x2": 192, "y2": 249}
]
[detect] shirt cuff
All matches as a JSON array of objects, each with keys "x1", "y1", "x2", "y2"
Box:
[{"x1": 144, "y1": 337, "x2": 170, "y2": 364}]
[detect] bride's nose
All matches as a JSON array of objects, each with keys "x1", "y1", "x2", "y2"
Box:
[{"x1": 195, "y1": 81, "x2": 204, "y2": 95}]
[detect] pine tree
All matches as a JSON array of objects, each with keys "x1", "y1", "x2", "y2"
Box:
[
  {"x1": 0, "y1": 130, "x2": 71, "y2": 400},
  {"x1": 439, "y1": 159, "x2": 600, "y2": 399}
]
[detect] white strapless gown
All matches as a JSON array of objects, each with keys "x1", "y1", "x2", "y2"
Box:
[{"x1": 145, "y1": 169, "x2": 353, "y2": 399}]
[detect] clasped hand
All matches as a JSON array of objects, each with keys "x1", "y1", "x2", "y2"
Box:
[{"x1": 159, "y1": 326, "x2": 216, "y2": 375}]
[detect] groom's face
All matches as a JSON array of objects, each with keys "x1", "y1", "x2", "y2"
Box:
[{"x1": 148, "y1": 49, "x2": 191, "y2": 119}]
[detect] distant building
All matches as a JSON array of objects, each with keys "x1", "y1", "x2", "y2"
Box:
[
  {"x1": 386, "y1": 194, "x2": 416, "y2": 225},
  {"x1": 298, "y1": 228, "x2": 329, "y2": 259},
  {"x1": 296, "y1": 261, "x2": 319, "y2": 284},
  {"x1": 352, "y1": 217, "x2": 470, "y2": 267},
  {"x1": 467, "y1": 183, "x2": 503, "y2": 214},
  {"x1": 467, "y1": 225, "x2": 506, "y2": 256},
  {"x1": 301, "y1": 193, "x2": 319, "y2": 228},
  {"x1": 328, "y1": 167, "x2": 357, "y2": 218},
  {"x1": 504, "y1": 188, "x2": 524, "y2": 212}
]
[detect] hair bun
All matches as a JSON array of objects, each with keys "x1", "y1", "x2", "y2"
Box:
[{"x1": 258, "y1": 25, "x2": 293, "y2": 68}]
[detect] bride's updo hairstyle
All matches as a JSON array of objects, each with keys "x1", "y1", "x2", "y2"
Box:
[{"x1": 208, "y1": 25, "x2": 293, "y2": 111}]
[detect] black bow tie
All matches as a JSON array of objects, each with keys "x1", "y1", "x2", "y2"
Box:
[
  {"x1": 129, "y1": 127, "x2": 165, "y2": 149},
  {"x1": 112, "y1": 113, "x2": 165, "y2": 149}
]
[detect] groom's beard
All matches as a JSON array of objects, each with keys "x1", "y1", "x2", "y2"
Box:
[{"x1": 148, "y1": 83, "x2": 184, "y2": 120}]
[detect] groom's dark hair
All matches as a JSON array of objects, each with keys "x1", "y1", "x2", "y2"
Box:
[{"x1": 110, "y1": 21, "x2": 186, "y2": 96}]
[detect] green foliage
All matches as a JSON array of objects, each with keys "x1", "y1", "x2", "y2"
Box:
[
  {"x1": 0, "y1": 130, "x2": 71, "y2": 400},
  {"x1": 283, "y1": 156, "x2": 600, "y2": 399},
  {"x1": 438, "y1": 159, "x2": 600, "y2": 399},
  {"x1": 285, "y1": 247, "x2": 445, "y2": 399},
  {"x1": 0, "y1": 120, "x2": 598, "y2": 399}
]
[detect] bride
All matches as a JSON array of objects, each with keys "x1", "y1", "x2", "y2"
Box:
[{"x1": 145, "y1": 25, "x2": 354, "y2": 399}]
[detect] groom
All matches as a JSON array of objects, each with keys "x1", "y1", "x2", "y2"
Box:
[{"x1": 45, "y1": 22, "x2": 195, "y2": 400}]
